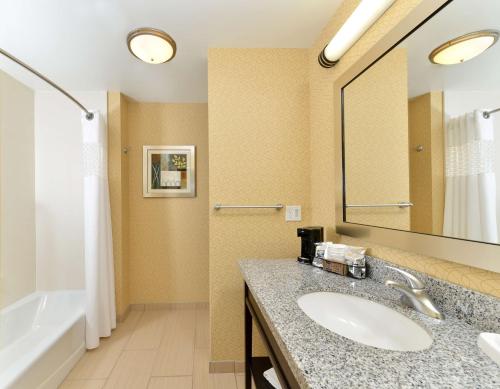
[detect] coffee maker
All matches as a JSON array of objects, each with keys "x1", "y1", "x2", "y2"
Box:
[{"x1": 297, "y1": 226, "x2": 324, "y2": 264}]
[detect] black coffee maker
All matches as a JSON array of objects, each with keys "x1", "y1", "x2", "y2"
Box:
[{"x1": 297, "y1": 226, "x2": 324, "y2": 264}]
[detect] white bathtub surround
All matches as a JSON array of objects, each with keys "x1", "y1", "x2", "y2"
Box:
[
  {"x1": 443, "y1": 110, "x2": 498, "y2": 243},
  {"x1": 0, "y1": 291, "x2": 85, "y2": 389},
  {"x1": 0, "y1": 70, "x2": 36, "y2": 309},
  {"x1": 82, "y1": 111, "x2": 116, "y2": 349}
]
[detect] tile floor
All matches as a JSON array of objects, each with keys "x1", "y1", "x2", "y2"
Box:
[{"x1": 59, "y1": 304, "x2": 248, "y2": 389}]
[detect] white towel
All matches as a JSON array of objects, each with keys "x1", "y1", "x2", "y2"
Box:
[{"x1": 263, "y1": 368, "x2": 282, "y2": 389}]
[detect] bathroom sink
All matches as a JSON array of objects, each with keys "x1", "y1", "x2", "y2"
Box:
[
  {"x1": 297, "y1": 292, "x2": 432, "y2": 351},
  {"x1": 478, "y1": 333, "x2": 500, "y2": 367}
]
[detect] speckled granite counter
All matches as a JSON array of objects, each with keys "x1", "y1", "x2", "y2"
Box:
[{"x1": 239, "y1": 259, "x2": 500, "y2": 389}]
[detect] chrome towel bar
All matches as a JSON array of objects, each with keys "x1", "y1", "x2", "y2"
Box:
[
  {"x1": 346, "y1": 201, "x2": 413, "y2": 209},
  {"x1": 214, "y1": 203, "x2": 284, "y2": 210}
]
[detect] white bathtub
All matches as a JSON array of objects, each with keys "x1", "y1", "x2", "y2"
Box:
[{"x1": 0, "y1": 290, "x2": 85, "y2": 389}]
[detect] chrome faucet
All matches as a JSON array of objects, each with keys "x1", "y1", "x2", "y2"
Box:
[{"x1": 385, "y1": 266, "x2": 444, "y2": 320}]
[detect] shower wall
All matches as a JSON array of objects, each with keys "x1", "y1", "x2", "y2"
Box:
[
  {"x1": 108, "y1": 92, "x2": 130, "y2": 318},
  {"x1": 107, "y1": 94, "x2": 209, "y2": 318},
  {"x1": 0, "y1": 70, "x2": 36, "y2": 309},
  {"x1": 35, "y1": 90, "x2": 107, "y2": 290}
]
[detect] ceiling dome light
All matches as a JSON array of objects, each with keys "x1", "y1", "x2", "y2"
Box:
[
  {"x1": 429, "y1": 30, "x2": 499, "y2": 65},
  {"x1": 127, "y1": 28, "x2": 176, "y2": 64}
]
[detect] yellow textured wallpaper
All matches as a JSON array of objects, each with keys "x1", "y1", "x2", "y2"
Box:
[
  {"x1": 107, "y1": 92, "x2": 130, "y2": 318},
  {"x1": 309, "y1": 0, "x2": 500, "y2": 298},
  {"x1": 408, "y1": 91, "x2": 444, "y2": 235},
  {"x1": 120, "y1": 95, "x2": 131, "y2": 312},
  {"x1": 208, "y1": 48, "x2": 310, "y2": 361},
  {"x1": 344, "y1": 48, "x2": 410, "y2": 229},
  {"x1": 127, "y1": 102, "x2": 209, "y2": 304}
]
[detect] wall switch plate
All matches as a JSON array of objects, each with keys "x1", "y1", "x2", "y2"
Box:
[{"x1": 286, "y1": 205, "x2": 301, "y2": 222}]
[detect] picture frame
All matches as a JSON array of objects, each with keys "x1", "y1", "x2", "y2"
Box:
[{"x1": 143, "y1": 145, "x2": 196, "y2": 198}]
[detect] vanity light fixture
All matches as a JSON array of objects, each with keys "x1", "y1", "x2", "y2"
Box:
[
  {"x1": 429, "y1": 30, "x2": 499, "y2": 65},
  {"x1": 318, "y1": 0, "x2": 395, "y2": 68},
  {"x1": 127, "y1": 27, "x2": 176, "y2": 64}
]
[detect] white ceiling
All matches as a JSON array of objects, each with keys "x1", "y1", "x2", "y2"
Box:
[
  {"x1": 0, "y1": 0, "x2": 342, "y2": 102},
  {"x1": 403, "y1": 0, "x2": 500, "y2": 98}
]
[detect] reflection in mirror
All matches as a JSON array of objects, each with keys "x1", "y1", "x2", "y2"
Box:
[{"x1": 342, "y1": 0, "x2": 500, "y2": 244}]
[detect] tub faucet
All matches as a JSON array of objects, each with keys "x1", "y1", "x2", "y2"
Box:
[{"x1": 385, "y1": 266, "x2": 444, "y2": 320}]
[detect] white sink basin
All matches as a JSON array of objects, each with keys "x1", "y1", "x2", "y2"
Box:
[
  {"x1": 478, "y1": 333, "x2": 500, "y2": 366},
  {"x1": 297, "y1": 292, "x2": 433, "y2": 351}
]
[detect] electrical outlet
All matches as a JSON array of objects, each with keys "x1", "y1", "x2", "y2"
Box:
[{"x1": 285, "y1": 205, "x2": 301, "y2": 222}]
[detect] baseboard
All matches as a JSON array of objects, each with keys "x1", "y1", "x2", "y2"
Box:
[
  {"x1": 235, "y1": 360, "x2": 245, "y2": 373},
  {"x1": 116, "y1": 305, "x2": 131, "y2": 322},
  {"x1": 129, "y1": 301, "x2": 209, "y2": 311},
  {"x1": 209, "y1": 360, "x2": 245, "y2": 374},
  {"x1": 209, "y1": 360, "x2": 235, "y2": 373},
  {"x1": 146, "y1": 302, "x2": 196, "y2": 310},
  {"x1": 130, "y1": 303, "x2": 145, "y2": 311},
  {"x1": 196, "y1": 302, "x2": 209, "y2": 309}
]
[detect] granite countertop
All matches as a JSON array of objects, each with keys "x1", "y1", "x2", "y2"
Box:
[{"x1": 239, "y1": 259, "x2": 500, "y2": 389}]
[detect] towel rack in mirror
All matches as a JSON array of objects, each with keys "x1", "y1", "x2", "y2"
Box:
[{"x1": 345, "y1": 201, "x2": 413, "y2": 209}]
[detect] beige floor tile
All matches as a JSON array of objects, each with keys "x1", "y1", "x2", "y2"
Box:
[
  {"x1": 67, "y1": 311, "x2": 143, "y2": 380},
  {"x1": 104, "y1": 350, "x2": 157, "y2": 389},
  {"x1": 235, "y1": 374, "x2": 244, "y2": 389},
  {"x1": 193, "y1": 347, "x2": 210, "y2": 389},
  {"x1": 65, "y1": 305, "x2": 216, "y2": 388},
  {"x1": 195, "y1": 304, "x2": 209, "y2": 349},
  {"x1": 210, "y1": 373, "x2": 238, "y2": 389},
  {"x1": 147, "y1": 376, "x2": 192, "y2": 389},
  {"x1": 118, "y1": 310, "x2": 144, "y2": 332},
  {"x1": 235, "y1": 374, "x2": 256, "y2": 389},
  {"x1": 151, "y1": 308, "x2": 196, "y2": 376},
  {"x1": 59, "y1": 379, "x2": 106, "y2": 389},
  {"x1": 126, "y1": 310, "x2": 167, "y2": 350}
]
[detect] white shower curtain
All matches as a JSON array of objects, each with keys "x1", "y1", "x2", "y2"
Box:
[
  {"x1": 82, "y1": 111, "x2": 116, "y2": 349},
  {"x1": 443, "y1": 110, "x2": 498, "y2": 243}
]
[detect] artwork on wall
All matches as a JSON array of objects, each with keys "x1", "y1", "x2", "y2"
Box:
[{"x1": 143, "y1": 145, "x2": 196, "y2": 197}]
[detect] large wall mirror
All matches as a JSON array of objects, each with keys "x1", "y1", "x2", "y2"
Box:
[{"x1": 335, "y1": 0, "x2": 500, "y2": 272}]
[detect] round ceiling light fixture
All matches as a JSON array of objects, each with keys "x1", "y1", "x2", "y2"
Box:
[
  {"x1": 429, "y1": 30, "x2": 499, "y2": 65},
  {"x1": 127, "y1": 27, "x2": 176, "y2": 64}
]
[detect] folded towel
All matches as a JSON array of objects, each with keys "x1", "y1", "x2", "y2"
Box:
[{"x1": 263, "y1": 368, "x2": 282, "y2": 389}]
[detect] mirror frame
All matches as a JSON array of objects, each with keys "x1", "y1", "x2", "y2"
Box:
[{"x1": 334, "y1": 0, "x2": 500, "y2": 273}]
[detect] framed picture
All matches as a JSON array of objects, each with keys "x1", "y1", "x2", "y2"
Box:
[{"x1": 143, "y1": 145, "x2": 196, "y2": 197}]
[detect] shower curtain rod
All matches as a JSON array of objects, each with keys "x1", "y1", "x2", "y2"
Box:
[
  {"x1": 0, "y1": 47, "x2": 94, "y2": 120},
  {"x1": 483, "y1": 108, "x2": 500, "y2": 119}
]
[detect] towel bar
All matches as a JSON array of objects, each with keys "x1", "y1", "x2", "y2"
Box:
[
  {"x1": 214, "y1": 203, "x2": 284, "y2": 210},
  {"x1": 345, "y1": 201, "x2": 413, "y2": 208}
]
